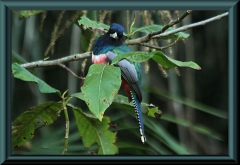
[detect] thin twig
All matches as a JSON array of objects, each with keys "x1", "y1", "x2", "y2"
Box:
[
  {"x1": 140, "y1": 34, "x2": 182, "y2": 51},
  {"x1": 58, "y1": 63, "x2": 85, "y2": 80},
  {"x1": 62, "y1": 107, "x2": 69, "y2": 155},
  {"x1": 20, "y1": 52, "x2": 92, "y2": 69},
  {"x1": 160, "y1": 10, "x2": 192, "y2": 34},
  {"x1": 61, "y1": 91, "x2": 70, "y2": 155},
  {"x1": 140, "y1": 43, "x2": 162, "y2": 50}
]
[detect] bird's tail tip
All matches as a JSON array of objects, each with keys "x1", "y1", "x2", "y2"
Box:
[{"x1": 141, "y1": 135, "x2": 147, "y2": 144}]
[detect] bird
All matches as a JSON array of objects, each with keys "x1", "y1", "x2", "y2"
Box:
[{"x1": 92, "y1": 23, "x2": 146, "y2": 143}]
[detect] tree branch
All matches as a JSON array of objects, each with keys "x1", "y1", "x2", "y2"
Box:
[
  {"x1": 152, "y1": 12, "x2": 228, "y2": 39},
  {"x1": 20, "y1": 52, "x2": 92, "y2": 69},
  {"x1": 58, "y1": 63, "x2": 85, "y2": 79},
  {"x1": 139, "y1": 34, "x2": 182, "y2": 51},
  {"x1": 125, "y1": 11, "x2": 228, "y2": 45}
]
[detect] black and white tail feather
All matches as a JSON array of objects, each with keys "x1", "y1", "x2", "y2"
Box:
[{"x1": 130, "y1": 91, "x2": 147, "y2": 144}]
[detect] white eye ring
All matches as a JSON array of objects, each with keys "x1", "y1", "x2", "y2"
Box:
[{"x1": 110, "y1": 32, "x2": 118, "y2": 39}]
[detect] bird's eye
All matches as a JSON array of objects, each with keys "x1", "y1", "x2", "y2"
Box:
[{"x1": 117, "y1": 32, "x2": 123, "y2": 38}]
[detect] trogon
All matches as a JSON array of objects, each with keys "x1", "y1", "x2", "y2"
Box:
[{"x1": 92, "y1": 23, "x2": 146, "y2": 143}]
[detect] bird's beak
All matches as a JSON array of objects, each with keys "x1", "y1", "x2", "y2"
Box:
[{"x1": 110, "y1": 32, "x2": 118, "y2": 39}]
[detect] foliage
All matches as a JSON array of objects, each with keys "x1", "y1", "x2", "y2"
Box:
[
  {"x1": 81, "y1": 64, "x2": 121, "y2": 121},
  {"x1": 72, "y1": 105, "x2": 118, "y2": 154},
  {"x1": 11, "y1": 10, "x2": 227, "y2": 155},
  {"x1": 12, "y1": 102, "x2": 62, "y2": 149},
  {"x1": 78, "y1": 15, "x2": 110, "y2": 32},
  {"x1": 12, "y1": 63, "x2": 61, "y2": 95}
]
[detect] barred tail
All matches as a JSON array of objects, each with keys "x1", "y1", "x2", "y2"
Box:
[{"x1": 130, "y1": 91, "x2": 146, "y2": 143}]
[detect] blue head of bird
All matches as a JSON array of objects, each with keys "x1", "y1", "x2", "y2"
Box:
[{"x1": 107, "y1": 23, "x2": 125, "y2": 40}]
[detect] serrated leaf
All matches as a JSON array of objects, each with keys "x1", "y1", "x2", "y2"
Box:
[
  {"x1": 152, "y1": 51, "x2": 201, "y2": 70},
  {"x1": 146, "y1": 106, "x2": 164, "y2": 119},
  {"x1": 12, "y1": 101, "x2": 62, "y2": 149},
  {"x1": 12, "y1": 63, "x2": 61, "y2": 95},
  {"x1": 132, "y1": 24, "x2": 189, "y2": 39},
  {"x1": 72, "y1": 107, "x2": 118, "y2": 154},
  {"x1": 81, "y1": 64, "x2": 121, "y2": 121},
  {"x1": 78, "y1": 16, "x2": 109, "y2": 32},
  {"x1": 19, "y1": 10, "x2": 45, "y2": 19}
]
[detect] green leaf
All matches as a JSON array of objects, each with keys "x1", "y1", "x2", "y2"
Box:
[
  {"x1": 81, "y1": 28, "x2": 94, "y2": 51},
  {"x1": 19, "y1": 10, "x2": 45, "y2": 19},
  {"x1": 67, "y1": 103, "x2": 97, "y2": 119},
  {"x1": 111, "y1": 51, "x2": 155, "y2": 65},
  {"x1": 12, "y1": 51, "x2": 28, "y2": 64},
  {"x1": 113, "y1": 94, "x2": 149, "y2": 107},
  {"x1": 81, "y1": 64, "x2": 121, "y2": 121},
  {"x1": 128, "y1": 15, "x2": 136, "y2": 38},
  {"x1": 72, "y1": 107, "x2": 118, "y2": 155},
  {"x1": 79, "y1": 11, "x2": 98, "y2": 51},
  {"x1": 12, "y1": 101, "x2": 62, "y2": 149},
  {"x1": 78, "y1": 16, "x2": 127, "y2": 36},
  {"x1": 71, "y1": 92, "x2": 85, "y2": 101},
  {"x1": 78, "y1": 16, "x2": 109, "y2": 32},
  {"x1": 146, "y1": 106, "x2": 164, "y2": 119},
  {"x1": 152, "y1": 51, "x2": 201, "y2": 70},
  {"x1": 111, "y1": 51, "x2": 201, "y2": 70},
  {"x1": 12, "y1": 51, "x2": 35, "y2": 74},
  {"x1": 132, "y1": 24, "x2": 189, "y2": 39},
  {"x1": 12, "y1": 63, "x2": 61, "y2": 95}
]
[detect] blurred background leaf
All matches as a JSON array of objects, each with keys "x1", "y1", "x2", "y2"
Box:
[{"x1": 18, "y1": 10, "x2": 45, "y2": 20}]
